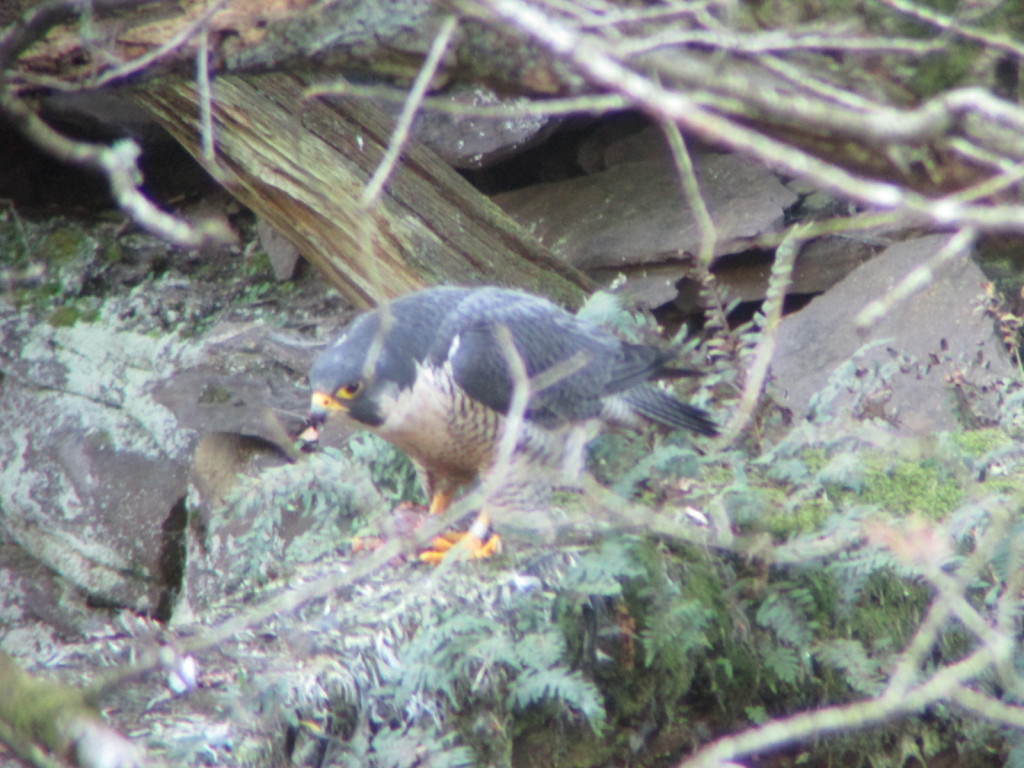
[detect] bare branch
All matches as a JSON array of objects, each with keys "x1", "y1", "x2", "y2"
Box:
[
  {"x1": 855, "y1": 228, "x2": 978, "y2": 329},
  {"x1": 724, "y1": 228, "x2": 805, "y2": 441},
  {"x1": 464, "y1": 0, "x2": 1024, "y2": 233},
  {"x1": 305, "y1": 81, "x2": 629, "y2": 118},
  {"x1": 678, "y1": 644, "x2": 1010, "y2": 768},
  {"x1": 0, "y1": 0, "x2": 232, "y2": 247},
  {"x1": 878, "y1": 0, "x2": 1024, "y2": 59},
  {"x1": 9, "y1": 0, "x2": 226, "y2": 93},
  {"x1": 463, "y1": 0, "x2": 909, "y2": 207},
  {"x1": 360, "y1": 15, "x2": 459, "y2": 207}
]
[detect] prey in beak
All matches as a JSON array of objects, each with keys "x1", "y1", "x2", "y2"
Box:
[{"x1": 300, "y1": 391, "x2": 348, "y2": 449}]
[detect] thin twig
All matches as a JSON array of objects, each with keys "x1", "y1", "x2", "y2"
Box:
[
  {"x1": 660, "y1": 119, "x2": 716, "y2": 269},
  {"x1": 0, "y1": 0, "x2": 146, "y2": 70},
  {"x1": 196, "y1": 27, "x2": 215, "y2": 165},
  {"x1": 573, "y1": 0, "x2": 717, "y2": 29},
  {"x1": 3, "y1": 90, "x2": 226, "y2": 246},
  {"x1": 468, "y1": 0, "x2": 1024, "y2": 233},
  {"x1": 723, "y1": 228, "x2": 806, "y2": 442},
  {"x1": 9, "y1": 0, "x2": 227, "y2": 93},
  {"x1": 0, "y1": 0, "x2": 230, "y2": 247},
  {"x1": 854, "y1": 227, "x2": 978, "y2": 328},
  {"x1": 877, "y1": 0, "x2": 1024, "y2": 59},
  {"x1": 950, "y1": 685, "x2": 1024, "y2": 729},
  {"x1": 305, "y1": 81, "x2": 628, "y2": 118},
  {"x1": 733, "y1": 210, "x2": 909, "y2": 252},
  {"x1": 621, "y1": 28, "x2": 942, "y2": 57},
  {"x1": 490, "y1": 324, "x2": 532, "y2": 497},
  {"x1": 467, "y1": 0, "x2": 906, "y2": 207},
  {"x1": 360, "y1": 15, "x2": 458, "y2": 207},
  {"x1": 678, "y1": 643, "x2": 1008, "y2": 768},
  {"x1": 658, "y1": 116, "x2": 737, "y2": 383}
]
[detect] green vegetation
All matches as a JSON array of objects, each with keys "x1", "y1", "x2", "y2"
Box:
[{"x1": 193, "y1": 380, "x2": 1024, "y2": 768}]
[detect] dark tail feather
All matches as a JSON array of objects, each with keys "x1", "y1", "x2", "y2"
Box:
[
  {"x1": 604, "y1": 344, "x2": 672, "y2": 394},
  {"x1": 623, "y1": 385, "x2": 718, "y2": 436},
  {"x1": 656, "y1": 366, "x2": 706, "y2": 379},
  {"x1": 607, "y1": 345, "x2": 708, "y2": 391}
]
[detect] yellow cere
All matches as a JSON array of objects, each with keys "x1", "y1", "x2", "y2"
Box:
[{"x1": 311, "y1": 391, "x2": 345, "y2": 411}]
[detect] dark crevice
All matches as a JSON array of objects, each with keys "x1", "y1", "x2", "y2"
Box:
[{"x1": 154, "y1": 495, "x2": 189, "y2": 623}]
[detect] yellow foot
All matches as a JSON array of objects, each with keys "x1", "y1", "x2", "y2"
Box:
[
  {"x1": 419, "y1": 507, "x2": 500, "y2": 565},
  {"x1": 419, "y1": 531, "x2": 502, "y2": 565}
]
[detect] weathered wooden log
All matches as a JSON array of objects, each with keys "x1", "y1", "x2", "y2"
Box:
[{"x1": 133, "y1": 73, "x2": 590, "y2": 307}]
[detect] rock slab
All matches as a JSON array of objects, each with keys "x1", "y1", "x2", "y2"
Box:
[{"x1": 771, "y1": 234, "x2": 1017, "y2": 434}]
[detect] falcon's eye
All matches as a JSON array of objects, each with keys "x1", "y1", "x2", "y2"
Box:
[{"x1": 336, "y1": 381, "x2": 362, "y2": 399}]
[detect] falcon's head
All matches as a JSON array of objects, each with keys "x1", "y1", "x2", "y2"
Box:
[{"x1": 307, "y1": 286, "x2": 472, "y2": 431}]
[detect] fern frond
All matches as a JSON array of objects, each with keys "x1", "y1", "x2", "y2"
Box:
[
  {"x1": 755, "y1": 590, "x2": 813, "y2": 647},
  {"x1": 510, "y1": 668, "x2": 607, "y2": 732},
  {"x1": 814, "y1": 639, "x2": 885, "y2": 696}
]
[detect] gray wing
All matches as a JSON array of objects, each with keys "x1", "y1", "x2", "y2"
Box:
[{"x1": 429, "y1": 288, "x2": 660, "y2": 426}]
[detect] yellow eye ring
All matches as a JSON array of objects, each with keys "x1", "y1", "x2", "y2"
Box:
[{"x1": 336, "y1": 381, "x2": 362, "y2": 399}]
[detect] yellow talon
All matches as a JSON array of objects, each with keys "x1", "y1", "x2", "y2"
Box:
[
  {"x1": 419, "y1": 532, "x2": 502, "y2": 565},
  {"x1": 420, "y1": 509, "x2": 501, "y2": 564}
]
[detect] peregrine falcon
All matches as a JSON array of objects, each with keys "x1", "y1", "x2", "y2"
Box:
[{"x1": 307, "y1": 286, "x2": 716, "y2": 561}]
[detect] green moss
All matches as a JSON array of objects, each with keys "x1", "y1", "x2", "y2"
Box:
[
  {"x1": 35, "y1": 279, "x2": 63, "y2": 299},
  {"x1": 41, "y1": 226, "x2": 91, "y2": 262},
  {"x1": 241, "y1": 248, "x2": 274, "y2": 278},
  {"x1": 233, "y1": 277, "x2": 295, "y2": 307},
  {"x1": 846, "y1": 571, "x2": 931, "y2": 652},
  {"x1": 953, "y1": 428, "x2": 1012, "y2": 458},
  {"x1": 199, "y1": 383, "x2": 233, "y2": 405},
  {"x1": 825, "y1": 453, "x2": 962, "y2": 519},
  {"x1": 862, "y1": 458, "x2": 962, "y2": 518},
  {"x1": 46, "y1": 300, "x2": 99, "y2": 327},
  {"x1": 802, "y1": 447, "x2": 829, "y2": 475},
  {"x1": 725, "y1": 486, "x2": 778, "y2": 526},
  {"x1": 764, "y1": 496, "x2": 835, "y2": 537},
  {"x1": 47, "y1": 306, "x2": 80, "y2": 327},
  {"x1": 904, "y1": 43, "x2": 980, "y2": 98},
  {"x1": 1, "y1": 668, "x2": 97, "y2": 753},
  {"x1": 99, "y1": 238, "x2": 125, "y2": 263}
]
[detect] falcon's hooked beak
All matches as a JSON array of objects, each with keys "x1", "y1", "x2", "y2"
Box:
[{"x1": 302, "y1": 391, "x2": 347, "y2": 447}]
